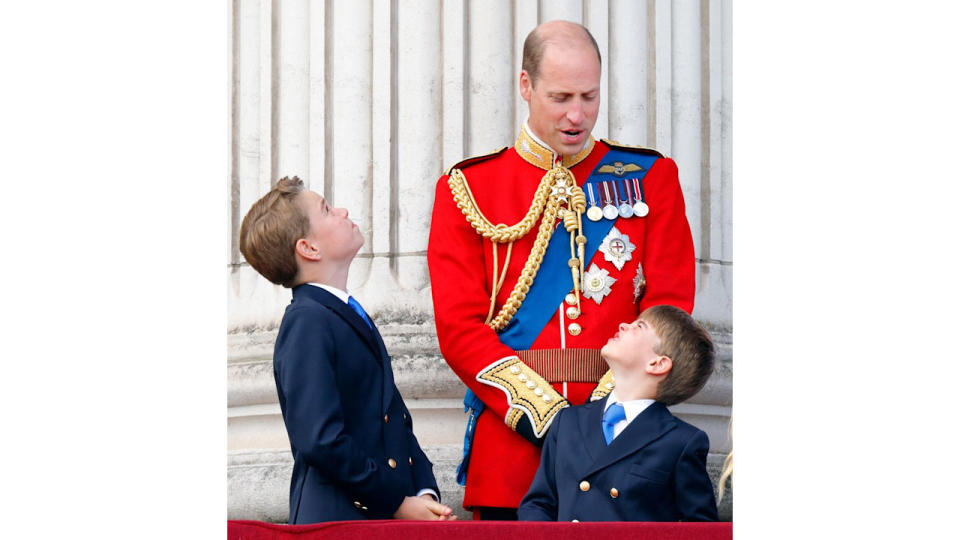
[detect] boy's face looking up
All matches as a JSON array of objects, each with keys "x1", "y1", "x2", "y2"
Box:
[
  {"x1": 601, "y1": 317, "x2": 661, "y2": 370},
  {"x1": 298, "y1": 190, "x2": 364, "y2": 264}
]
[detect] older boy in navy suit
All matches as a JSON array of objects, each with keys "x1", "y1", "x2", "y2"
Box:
[
  {"x1": 518, "y1": 305, "x2": 718, "y2": 522},
  {"x1": 239, "y1": 177, "x2": 455, "y2": 524}
]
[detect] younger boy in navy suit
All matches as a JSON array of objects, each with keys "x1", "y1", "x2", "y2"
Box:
[
  {"x1": 518, "y1": 305, "x2": 718, "y2": 522},
  {"x1": 239, "y1": 177, "x2": 455, "y2": 523}
]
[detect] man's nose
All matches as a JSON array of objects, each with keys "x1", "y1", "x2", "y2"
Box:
[
  {"x1": 619, "y1": 322, "x2": 630, "y2": 332},
  {"x1": 567, "y1": 100, "x2": 585, "y2": 124},
  {"x1": 336, "y1": 207, "x2": 349, "y2": 218}
]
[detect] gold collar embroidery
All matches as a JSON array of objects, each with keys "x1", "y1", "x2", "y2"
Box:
[{"x1": 514, "y1": 123, "x2": 594, "y2": 170}]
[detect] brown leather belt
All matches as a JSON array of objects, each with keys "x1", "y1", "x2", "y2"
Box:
[{"x1": 515, "y1": 348, "x2": 607, "y2": 383}]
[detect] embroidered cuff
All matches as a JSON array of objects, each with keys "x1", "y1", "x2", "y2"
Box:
[{"x1": 477, "y1": 356, "x2": 568, "y2": 438}]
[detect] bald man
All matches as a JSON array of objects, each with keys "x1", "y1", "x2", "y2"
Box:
[{"x1": 427, "y1": 20, "x2": 696, "y2": 520}]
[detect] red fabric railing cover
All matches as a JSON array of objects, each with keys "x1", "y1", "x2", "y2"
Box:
[{"x1": 228, "y1": 519, "x2": 732, "y2": 540}]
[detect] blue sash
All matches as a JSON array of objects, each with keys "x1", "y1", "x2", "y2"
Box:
[{"x1": 456, "y1": 149, "x2": 659, "y2": 485}]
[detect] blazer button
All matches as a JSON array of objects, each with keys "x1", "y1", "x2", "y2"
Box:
[
  {"x1": 571, "y1": 519, "x2": 580, "y2": 523},
  {"x1": 579, "y1": 480, "x2": 590, "y2": 492},
  {"x1": 408, "y1": 457, "x2": 413, "y2": 466},
  {"x1": 354, "y1": 501, "x2": 363, "y2": 509},
  {"x1": 609, "y1": 487, "x2": 619, "y2": 498},
  {"x1": 388, "y1": 458, "x2": 397, "y2": 469},
  {"x1": 384, "y1": 414, "x2": 389, "y2": 423}
]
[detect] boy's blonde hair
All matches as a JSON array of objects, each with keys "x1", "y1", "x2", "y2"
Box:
[
  {"x1": 642, "y1": 305, "x2": 715, "y2": 405},
  {"x1": 238, "y1": 176, "x2": 309, "y2": 288}
]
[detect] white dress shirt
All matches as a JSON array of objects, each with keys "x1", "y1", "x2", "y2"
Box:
[{"x1": 603, "y1": 391, "x2": 656, "y2": 441}]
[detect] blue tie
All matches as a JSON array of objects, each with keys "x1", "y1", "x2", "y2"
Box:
[
  {"x1": 347, "y1": 296, "x2": 373, "y2": 329},
  {"x1": 602, "y1": 402, "x2": 626, "y2": 445}
]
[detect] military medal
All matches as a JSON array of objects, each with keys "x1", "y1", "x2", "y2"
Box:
[
  {"x1": 630, "y1": 177, "x2": 649, "y2": 217},
  {"x1": 633, "y1": 263, "x2": 646, "y2": 303},
  {"x1": 599, "y1": 226, "x2": 635, "y2": 270},
  {"x1": 600, "y1": 181, "x2": 619, "y2": 220},
  {"x1": 615, "y1": 179, "x2": 634, "y2": 219},
  {"x1": 585, "y1": 183, "x2": 603, "y2": 222},
  {"x1": 582, "y1": 263, "x2": 616, "y2": 304}
]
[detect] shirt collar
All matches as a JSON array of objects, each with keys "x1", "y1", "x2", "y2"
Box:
[
  {"x1": 604, "y1": 391, "x2": 656, "y2": 425},
  {"x1": 308, "y1": 282, "x2": 350, "y2": 304},
  {"x1": 514, "y1": 119, "x2": 595, "y2": 170}
]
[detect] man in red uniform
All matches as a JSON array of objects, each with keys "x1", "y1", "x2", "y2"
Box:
[{"x1": 427, "y1": 20, "x2": 695, "y2": 520}]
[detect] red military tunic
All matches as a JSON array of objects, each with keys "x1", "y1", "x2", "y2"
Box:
[{"x1": 427, "y1": 124, "x2": 695, "y2": 510}]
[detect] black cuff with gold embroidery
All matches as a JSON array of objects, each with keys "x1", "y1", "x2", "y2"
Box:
[{"x1": 477, "y1": 356, "x2": 568, "y2": 443}]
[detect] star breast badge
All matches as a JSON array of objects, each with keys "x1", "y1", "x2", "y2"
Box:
[
  {"x1": 599, "y1": 226, "x2": 635, "y2": 271},
  {"x1": 583, "y1": 263, "x2": 616, "y2": 305}
]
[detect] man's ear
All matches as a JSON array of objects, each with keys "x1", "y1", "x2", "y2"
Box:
[
  {"x1": 295, "y1": 238, "x2": 322, "y2": 262},
  {"x1": 519, "y1": 70, "x2": 533, "y2": 102},
  {"x1": 647, "y1": 355, "x2": 672, "y2": 376}
]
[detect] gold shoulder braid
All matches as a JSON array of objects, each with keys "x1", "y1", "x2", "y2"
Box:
[
  {"x1": 447, "y1": 164, "x2": 588, "y2": 332},
  {"x1": 589, "y1": 369, "x2": 616, "y2": 401}
]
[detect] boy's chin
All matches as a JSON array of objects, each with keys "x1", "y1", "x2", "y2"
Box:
[{"x1": 600, "y1": 343, "x2": 615, "y2": 364}]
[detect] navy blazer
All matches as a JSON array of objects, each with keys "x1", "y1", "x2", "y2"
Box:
[
  {"x1": 273, "y1": 284, "x2": 438, "y2": 524},
  {"x1": 518, "y1": 398, "x2": 718, "y2": 522}
]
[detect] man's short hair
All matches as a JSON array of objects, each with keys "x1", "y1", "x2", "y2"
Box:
[
  {"x1": 238, "y1": 176, "x2": 309, "y2": 288},
  {"x1": 522, "y1": 22, "x2": 601, "y2": 85},
  {"x1": 642, "y1": 305, "x2": 715, "y2": 405}
]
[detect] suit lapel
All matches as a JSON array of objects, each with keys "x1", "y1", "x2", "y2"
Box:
[
  {"x1": 293, "y1": 285, "x2": 379, "y2": 357},
  {"x1": 576, "y1": 397, "x2": 610, "y2": 464},
  {"x1": 582, "y1": 401, "x2": 677, "y2": 478},
  {"x1": 368, "y1": 322, "x2": 396, "y2": 415},
  {"x1": 294, "y1": 285, "x2": 396, "y2": 415}
]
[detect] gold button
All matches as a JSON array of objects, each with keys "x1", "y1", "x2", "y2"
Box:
[
  {"x1": 388, "y1": 458, "x2": 397, "y2": 469},
  {"x1": 610, "y1": 487, "x2": 619, "y2": 498},
  {"x1": 384, "y1": 414, "x2": 389, "y2": 423},
  {"x1": 408, "y1": 457, "x2": 413, "y2": 466},
  {"x1": 534, "y1": 388, "x2": 543, "y2": 396},
  {"x1": 571, "y1": 519, "x2": 580, "y2": 523},
  {"x1": 362, "y1": 506, "x2": 368, "y2": 511},
  {"x1": 565, "y1": 293, "x2": 577, "y2": 305},
  {"x1": 543, "y1": 394, "x2": 552, "y2": 403},
  {"x1": 354, "y1": 501, "x2": 362, "y2": 508},
  {"x1": 568, "y1": 322, "x2": 582, "y2": 336},
  {"x1": 579, "y1": 480, "x2": 590, "y2": 492},
  {"x1": 565, "y1": 306, "x2": 580, "y2": 319},
  {"x1": 525, "y1": 380, "x2": 535, "y2": 389}
]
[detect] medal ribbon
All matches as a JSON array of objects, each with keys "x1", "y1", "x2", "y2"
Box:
[
  {"x1": 586, "y1": 182, "x2": 598, "y2": 207},
  {"x1": 601, "y1": 181, "x2": 613, "y2": 208},
  {"x1": 632, "y1": 177, "x2": 645, "y2": 203},
  {"x1": 613, "y1": 180, "x2": 624, "y2": 206}
]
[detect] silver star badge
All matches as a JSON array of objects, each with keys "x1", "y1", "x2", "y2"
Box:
[
  {"x1": 633, "y1": 263, "x2": 646, "y2": 303},
  {"x1": 599, "y1": 226, "x2": 635, "y2": 270},
  {"x1": 582, "y1": 263, "x2": 616, "y2": 305}
]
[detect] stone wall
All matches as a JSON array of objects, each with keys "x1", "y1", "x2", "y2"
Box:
[{"x1": 228, "y1": 0, "x2": 732, "y2": 522}]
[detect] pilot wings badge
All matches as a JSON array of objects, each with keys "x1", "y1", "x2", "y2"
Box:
[{"x1": 597, "y1": 161, "x2": 644, "y2": 177}]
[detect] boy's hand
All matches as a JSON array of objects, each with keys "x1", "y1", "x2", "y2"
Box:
[
  {"x1": 392, "y1": 496, "x2": 457, "y2": 520},
  {"x1": 419, "y1": 493, "x2": 457, "y2": 520}
]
